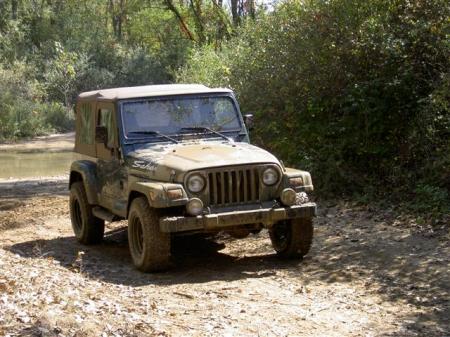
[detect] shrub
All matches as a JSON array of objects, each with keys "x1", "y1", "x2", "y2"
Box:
[
  {"x1": 0, "y1": 62, "x2": 74, "y2": 140},
  {"x1": 177, "y1": 0, "x2": 450, "y2": 200},
  {"x1": 410, "y1": 184, "x2": 450, "y2": 215},
  {"x1": 0, "y1": 99, "x2": 48, "y2": 140},
  {"x1": 39, "y1": 102, "x2": 74, "y2": 133},
  {"x1": 0, "y1": 63, "x2": 46, "y2": 140},
  {"x1": 44, "y1": 43, "x2": 90, "y2": 107},
  {"x1": 115, "y1": 47, "x2": 170, "y2": 86}
]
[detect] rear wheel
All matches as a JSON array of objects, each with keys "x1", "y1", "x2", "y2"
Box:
[
  {"x1": 128, "y1": 197, "x2": 171, "y2": 272},
  {"x1": 269, "y1": 218, "x2": 313, "y2": 259},
  {"x1": 69, "y1": 182, "x2": 105, "y2": 244}
]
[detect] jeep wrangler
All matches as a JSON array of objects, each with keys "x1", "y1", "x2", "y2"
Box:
[{"x1": 69, "y1": 84, "x2": 316, "y2": 272}]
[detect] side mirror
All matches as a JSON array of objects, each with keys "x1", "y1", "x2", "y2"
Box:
[
  {"x1": 95, "y1": 126, "x2": 108, "y2": 145},
  {"x1": 243, "y1": 114, "x2": 254, "y2": 131}
]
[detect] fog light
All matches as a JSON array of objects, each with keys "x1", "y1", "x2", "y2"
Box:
[
  {"x1": 186, "y1": 198, "x2": 203, "y2": 216},
  {"x1": 167, "y1": 188, "x2": 183, "y2": 200},
  {"x1": 281, "y1": 188, "x2": 297, "y2": 206}
]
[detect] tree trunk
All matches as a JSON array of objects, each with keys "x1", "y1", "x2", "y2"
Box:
[
  {"x1": 231, "y1": 0, "x2": 239, "y2": 26},
  {"x1": 248, "y1": 0, "x2": 255, "y2": 19},
  {"x1": 189, "y1": 0, "x2": 205, "y2": 44},
  {"x1": 11, "y1": 0, "x2": 18, "y2": 20},
  {"x1": 164, "y1": 0, "x2": 196, "y2": 41},
  {"x1": 108, "y1": 0, "x2": 124, "y2": 41}
]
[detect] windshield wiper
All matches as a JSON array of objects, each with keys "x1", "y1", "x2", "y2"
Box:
[
  {"x1": 179, "y1": 127, "x2": 231, "y2": 141},
  {"x1": 128, "y1": 131, "x2": 178, "y2": 144}
]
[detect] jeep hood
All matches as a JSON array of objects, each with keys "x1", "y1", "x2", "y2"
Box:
[{"x1": 127, "y1": 141, "x2": 281, "y2": 182}]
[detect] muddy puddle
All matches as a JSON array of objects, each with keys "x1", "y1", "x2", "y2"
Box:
[{"x1": 0, "y1": 151, "x2": 81, "y2": 179}]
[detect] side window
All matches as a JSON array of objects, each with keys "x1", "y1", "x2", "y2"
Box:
[
  {"x1": 98, "y1": 108, "x2": 115, "y2": 147},
  {"x1": 80, "y1": 103, "x2": 93, "y2": 144}
]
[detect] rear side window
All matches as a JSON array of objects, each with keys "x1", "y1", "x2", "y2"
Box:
[
  {"x1": 98, "y1": 108, "x2": 114, "y2": 147},
  {"x1": 80, "y1": 103, "x2": 93, "y2": 144}
]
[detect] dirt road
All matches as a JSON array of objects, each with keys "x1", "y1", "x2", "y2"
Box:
[{"x1": 0, "y1": 177, "x2": 448, "y2": 336}]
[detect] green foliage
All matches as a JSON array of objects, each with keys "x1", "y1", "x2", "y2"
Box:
[
  {"x1": 410, "y1": 184, "x2": 450, "y2": 215},
  {"x1": 0, "y1": 0, "x2": 448, "y2": 214},
  {"x1": 0, "y1": 63, "x2": 44, "y2": 139},
  {"x1": 0, "y1": 0, "x2": 257, "y2": 140},
  {"x1": 176, "y1": 46, "x2": 232, "y2": 86},
  {"x1": 44, "y1": 43, "x2": 90, "y2": 106},
  {"x1": 178, "y1": 0, "x2": 450, "y2": 205},
  {"x1": 0, "y1": 99, "x2": 46, "y2": 140},
  {"x1": 115, "y1": 47, "x2": 170, "y2": 86},
  {"x1": 40, "y1": 102, "x2": 74, "y2": 133},
  {"x1": 0, "y1": 62, "x2": 73, "y2": 140},
  {"x1": 0, "y1": 0, "x2": 201, "y2": 138}
]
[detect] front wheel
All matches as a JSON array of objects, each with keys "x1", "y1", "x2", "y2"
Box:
[
  {"x1": 128, "y1": 197, "x2": 171, "y2": 272},
  {"x1": 269, "y1": 218, "x2": 313, "y2": 259}
]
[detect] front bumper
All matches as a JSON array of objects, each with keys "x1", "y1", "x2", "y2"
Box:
[{"x1": 159, "y1": 202, "x2": 316, "y2": 233}]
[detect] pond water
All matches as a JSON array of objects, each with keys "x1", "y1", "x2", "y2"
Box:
[{"x1": 0, "y1": 151, "x2": 81, "y2": 179}]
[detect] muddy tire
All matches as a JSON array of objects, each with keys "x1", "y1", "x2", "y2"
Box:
[
  {"x1": 269, "y1": 217, "x2": 313, "y2": 259},
  {"x1": 128, "y1": 197, "x2": 171, "y2": 272},
  {"x1": 69, "y1": 181, "x2": 105, "y2": 244}
]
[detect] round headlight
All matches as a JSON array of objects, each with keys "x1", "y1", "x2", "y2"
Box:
[
  {"x1": 262, "y1": 167, "x2": 279, "y2": 186},
  {"x1": 187, "y1": 174, "x2": 205, "y2": 193}
]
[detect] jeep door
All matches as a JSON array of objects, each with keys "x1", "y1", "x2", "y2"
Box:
[{"x1": 95, "y1": 101, "x2": 127, "y2": 214}]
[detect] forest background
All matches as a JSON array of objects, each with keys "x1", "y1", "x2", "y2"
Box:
[{"x1": 0, "y1": 0, "x2": 448, "y2": 215}]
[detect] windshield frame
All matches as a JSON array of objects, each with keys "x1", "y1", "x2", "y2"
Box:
[{"x1": 118, "y1": 93, "x2": 245, "y2": 144}]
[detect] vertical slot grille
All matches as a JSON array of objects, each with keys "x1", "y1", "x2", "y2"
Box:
[{"x1": 208, "y1": 168, "x2": 260, "y2": 205}]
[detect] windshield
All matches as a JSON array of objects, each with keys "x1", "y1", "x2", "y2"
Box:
[{"x1": 121, "y1": 96, "x2": 242, "y2": 140}]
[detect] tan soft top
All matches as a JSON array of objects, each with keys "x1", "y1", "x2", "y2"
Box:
[{"x1": 78, "y1": 84, "x2": 233, "y2": 101}]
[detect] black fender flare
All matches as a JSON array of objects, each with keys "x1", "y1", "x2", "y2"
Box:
[{"x1": 69, "y1": 160, "x2": 99, "y2": 205}]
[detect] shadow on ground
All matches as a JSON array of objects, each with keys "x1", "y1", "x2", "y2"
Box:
[
  {"x1": 306, "y1": 212, "x2": 450, "y2": 336},
  {"x1": 7, "y1": 229, "x2": 291, "y2": 286}
]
